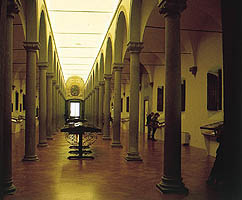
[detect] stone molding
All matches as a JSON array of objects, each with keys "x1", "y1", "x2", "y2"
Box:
[
  {"x1": 52, "y1": 80, "x2": 57, "y2": 85},
  {"x1": 104, "y1": 74, "x2": 112, "y2": 80},
  {"x1": 38, "y1": 62, "x2": 48, "y2": 70},
  {"x1": 23, "y1": 41, "x2": 40, "y2": 52},
  {"x1": 7, "y1": 0, "x2": 20, "y2": 17},
  {"x1": 127, "y1": 42, "x2": 143, "y2": 53},
  {"x1": 99, "y1": 81, "x2": 105, "y2": 86},
  {"x1": 113, "y1": 63, "x2": 124, "y2": 72},
  {"x1": 158, "y1": 0, "x2": 186, "y2": 16},
  {"x1": 47, "y1": 72, "x2": 54, "y2": 79}
]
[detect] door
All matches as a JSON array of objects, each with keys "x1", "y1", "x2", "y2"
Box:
[{"x1": 144, "y1": 100, "x2": 149, "y2": 134}]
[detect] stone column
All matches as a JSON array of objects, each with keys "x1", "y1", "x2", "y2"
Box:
[
  {"x1": 0, "y1": 2, "x2": 7, "y2": 199},
  {"x1": 112, "y1": 63, "x2": 123, "y2": 147},
  {"x1": 55, "y1": 84, "x2": 59, "y2": 131},
  {"x1": 102, "y1": 74, "x2": 112, "y2": 140},
  {"x1": 37, "y1": 63, "x2": 48, "y2": 147},
  {"x1": 92, "y1": 90, "x2": 95, "y2": 126},
  {"x1": 88, "y1": 94, "x2": 91, "y2": 122},
  {"x1": 95, "y1": 86, "x2": 99, "y2": 127},
  {"x1": 221, "y1": 2, "x2": 242, "y2": 199},
  {"x1": 52, "y1": 80, "x2": 56, "y2": 133},
  {"x1": 46, "y1": 72, "x2": 53, "y2": 139},
  {"x1": 91, "y1": 90, "x2": 95, "y2": 125},
  {"x1": 23, "y1": 41, "x2": 40, "y2": 161},
  {"x1": 98, "y1": 81, "x2": 104, "y2": 130},
  {"x1": 156, "y1": 0, "x2": 188, "y2": 194},
  {"x1": 125, "y1": 42, "x2": 143, "y2": 161},
  {"x1": 3, "y1": 0, "x2": 19, "y2": 193}
]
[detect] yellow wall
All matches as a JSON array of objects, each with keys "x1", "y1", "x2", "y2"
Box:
[{"x1": 147, "y1": 32, "x2": 223, "y2": 152}]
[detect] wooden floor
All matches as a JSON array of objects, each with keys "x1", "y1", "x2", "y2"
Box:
[{"x1": 4, "y1": 128, "x2": 222, "y2": 200}]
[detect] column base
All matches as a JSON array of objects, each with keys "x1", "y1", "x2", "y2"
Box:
[
  {"x1": 37, "y1": 142, "x2": 48, "y2": 147},
  {"x1": 156, "y1": 176, "x2": 189, "y2": 195},
  {"x1": 3, "y1": 179, "x2": 16, "y2": 194},
  {"x1": 22, "y1": 155, "x2": 39, "y2": 161},
  {"x1": 102, "y1": 135, "x2": 111, "y2": 140},
  {"x1": 125, "y1": 152, "x2": 142, "y2": 161},
  {"x1": 47, "y1": 136, "x2": 54, "y2": 140},
  {"x1": 111, "y1": 142, "x2": 123, "y2": 148}
]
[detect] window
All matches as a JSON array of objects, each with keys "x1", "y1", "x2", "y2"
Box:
[
  {"x1": 70, "y1": 101, "x2": 80, "y2": 117},
  {"x1": 23, "y1": 94, "x2": 26, "y2": 110},
  {"x1": 181, "y1": 80, "x2": 186, "y2": 112},
  {"x1": 157, "y1": 86, "x2": 164, "y2": 112},
  {"x1": 121, "y1": 98, "x2": 123, "y2": 112},
  {"x1": 15, "y1": 91, "x2": 19, "y2": 111},
  {"x1": 126, "y1": 96, "x2": 129, "y2": 112},
  {"x1": 207, "y1": 70, "x2": 222, "y2": 111}
]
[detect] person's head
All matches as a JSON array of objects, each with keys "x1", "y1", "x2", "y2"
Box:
[
  {"x1": 154, "y1": 113, "x2": 160, "y2": 118},
  {"x1": 151, "y1": 112, "x2": 154, "y2": 116}
]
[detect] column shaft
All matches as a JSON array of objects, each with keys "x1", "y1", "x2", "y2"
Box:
[
  {"x1": 156, "y1": 0, "x2": 188, "y2": 194},
  {"x1": 3, "y1": 3, "x2": 18, "y2": 193},
  {"x1": 125, "y1": 43, "x2": 143, "y2": 161},
  {"x1": 112, "y1": 65, "x2": 123, "y2": 147},
  {"x1": 0, "y1": 2, "x2": 7, "y2": 198},
  {"x1": 95, "y1": 87, "x2": 99, "y2": 127},
  {"x1": 55, "y1": 87, "x2": 59, "y2": 131},
  {"x1": 46, "y1": 74, "x2": 53, "y2": 139},
  {"x1": 103, "y1": 75, "x2": 112, "y2": 140},
  {"x1": 38, "y1": 66, "x2": 48, "y2": 147},
  {"x1": 23, "y1": 42, "x2": 40, "y2": 161},
  {"x1": 52, "y1": 81, "x2": 56, "y2": 133},
  {"x1": 92, "y1": 91, "x2": 95, "y2": 126},
  {"x1": 221, "y1": 1, "x2": 242, "y2": 198},
  {"x1": 98, "y1": 82, "x2": 104, "y2": 130}
]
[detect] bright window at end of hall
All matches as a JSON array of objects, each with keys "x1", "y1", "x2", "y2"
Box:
[{"x1": 70, "y1": 102, "x2": 80, "y2": 117}]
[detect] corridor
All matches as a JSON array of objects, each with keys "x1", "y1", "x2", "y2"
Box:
[{"x1": 4, "y1": 129, "x2": 220, "y2": 200}]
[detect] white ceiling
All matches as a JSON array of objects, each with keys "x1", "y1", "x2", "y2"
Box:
[{"x1": 46, "y1": 0, "x2": 120, "y2": 82}]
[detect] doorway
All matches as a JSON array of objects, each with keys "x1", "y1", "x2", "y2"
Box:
[
  {"x1": 70, "y1": 101, "x2": 80, "y2": 117},
  {"x1": 144, "y1": 100, "x2": 149, "y2": 134}
]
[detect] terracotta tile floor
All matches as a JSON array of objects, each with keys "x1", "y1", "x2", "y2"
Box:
[{"x1": 4, "y1": 129, "x2": 222, "y2": 200}]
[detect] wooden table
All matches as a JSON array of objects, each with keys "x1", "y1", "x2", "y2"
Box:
[{"x1": 61, "y1": 125, "x2": 101, "y2": 160}]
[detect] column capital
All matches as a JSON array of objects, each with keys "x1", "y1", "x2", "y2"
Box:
[
  {"x1": 38, "y1": 62, "x2": 48, "y2": 70},
  {"x1": 104, "y1": 74, "x2": 112, "y2": 80},
  {"x1": 113, "y1": 63, "x2": 124, "y2": 72},
  {"x1": 95, "y1": 86, "x2": 99, "y2": 90},
  {"x1": 23, "y1": 41, "x2": 40, "y2": 52},
  {"x1": 55, "y1": 84, "x2": 60, "y2": 90},
  {"x1": 52, "y1": 79, "x2": 56, "y2": 85},
  {"x1": 47, "y1": 72, "x2": 54, "y2": 78},
  {"x1": 158, "y1": 0, "x2": 186, "y2": 16},
  {"x1": 127, "y1": 42, "x2": 144, "y2": 53},
  {"x1": 7, "y1": 0, "x2": 20, "y2": 17},
  {"x1": 99, "y1": 81, "x2": 105, "y2": 86}
]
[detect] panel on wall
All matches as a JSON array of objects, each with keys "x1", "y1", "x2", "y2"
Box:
[
  {"x1": 157, "y1": 86, "x2": 164, "y2": 112},
  {"x1": 126, "y1": 96, "x2": 129, "y2": 112}
]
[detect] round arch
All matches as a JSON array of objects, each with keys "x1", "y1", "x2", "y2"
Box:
[
  {"x1": 104, "y1": 37, "x2": 113, "y2": 74},
  {"x1": 39, "y1": 10, "x2": 48, "y2": 63},
  {"x1": 47, "y1": 36, "x2": 53, "y2": 72},
  {"x1": 94, "y1": 63, "x2": 98, "y2": 87},
  {"x1": 114, "y1": 11, "x2": 128, "y2": 64},
  {"x1": 99, "y1": 53, "x2": 104, "y2": 82},
  {"x1": 129, "y1": 0, "x2": 142, "y2": 42}
]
